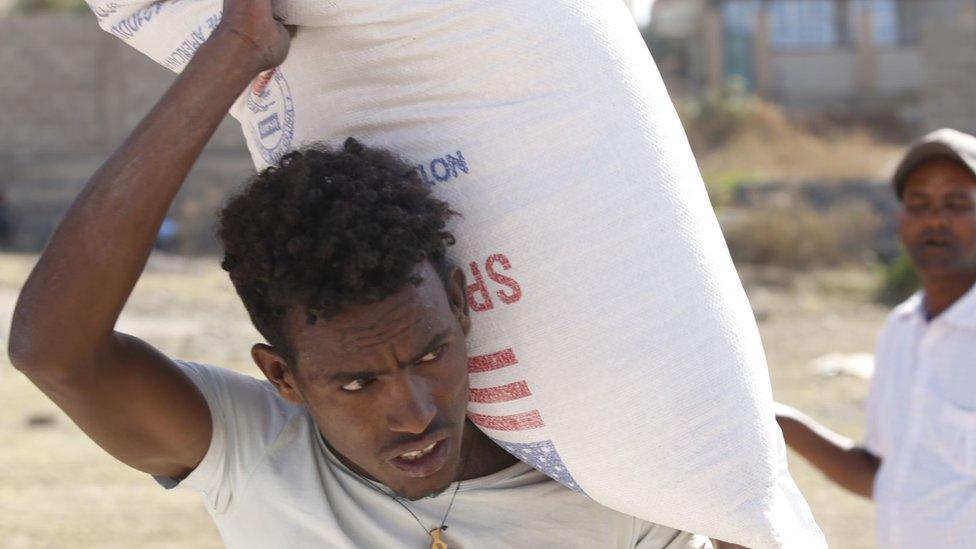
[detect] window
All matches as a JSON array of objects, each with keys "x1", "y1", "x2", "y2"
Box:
[
  {"x1": 723, "y1": 0, "x2": 761, "y2": 34},
  {"x1": 849, "y1": 0, "x2": 900, "y2": 47},
  {"x1": 721, "y1": 0, "x2": 914, "y2": 50},
  {"x1": 769, "y1": 0, "x2": 839, "y2": 49}
]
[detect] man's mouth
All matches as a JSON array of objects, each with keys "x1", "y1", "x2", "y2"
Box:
[
  {"x1": 388, "y1": 438, "x2": 450, "y2": 478},
  {"x1": 398, "y1": 441, "x2": 438, "y2": 461},
  {"x1": 918, "y1": 230, "x2": 955, "y2": 249},
  {"x1": 921, "y1": 238, "x2": 953, "y2": 250}
]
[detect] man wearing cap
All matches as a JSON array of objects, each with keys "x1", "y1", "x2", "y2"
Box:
[{"x1": 776, "y1": 128, "x2": 976, "y2": 548}]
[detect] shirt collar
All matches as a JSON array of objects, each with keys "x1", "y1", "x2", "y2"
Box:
[
  {"x1": 894, "y1": 282, "x2": 976, "y2": 329},
  {"x1": 892, "y1": 291, "x2": 925, "y2": 320},
  {"x1": 940, "y1": 281, "x2": 976, "y2": 329}
]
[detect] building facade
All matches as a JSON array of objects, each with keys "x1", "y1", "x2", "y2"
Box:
[{"x1": 650, "y1": 0, "x2": 976, "y2": 128}]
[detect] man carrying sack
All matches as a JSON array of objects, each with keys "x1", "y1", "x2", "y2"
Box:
[
  {"x1": 19, "y1": 0, "x2": 828, "y2": 545},
  {"x1": 9, "y1": 1, "x2": 709, "y2": 547}
]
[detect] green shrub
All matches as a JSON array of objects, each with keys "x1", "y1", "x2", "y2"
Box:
[
  {"x1": 703, "y1": 170, "x2": 759, "y2": 209},
  {"x1": 679, "y1": 77, "x2": 757, "y2": 150},
  {"x1": 875, "y1": 249, "x2": 920, "y2": 306}
]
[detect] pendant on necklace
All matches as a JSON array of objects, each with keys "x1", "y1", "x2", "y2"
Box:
[{"x1": 429, "y1": 527, "x2": 448, "y2": 549}]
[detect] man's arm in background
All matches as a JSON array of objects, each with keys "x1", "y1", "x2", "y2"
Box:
[
  {"x1": 7, "y1": 0, "x2": 291, "y2": 479},
  {"x1": 775, "y1": 403, "x2": 880, "y2": 499}
]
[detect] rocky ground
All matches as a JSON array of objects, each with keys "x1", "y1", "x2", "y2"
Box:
[{"x1": 0, "y1": 253, "x2": 887, "y2": 548}]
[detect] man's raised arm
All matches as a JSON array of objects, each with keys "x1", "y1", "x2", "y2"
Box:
[{"x1": 7, "y1": 0, "x2": 291, "y2": 479}]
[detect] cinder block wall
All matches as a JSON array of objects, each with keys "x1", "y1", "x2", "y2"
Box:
[
  {"x1": 920, "y1": 18, "x2": 976, "y2": 135},
  {"x1": 0, "y1": 14, "x2": 245, "y2": 153},
  {"x1": 0, "y1": 15, "x2": 251, "y2": 253}
]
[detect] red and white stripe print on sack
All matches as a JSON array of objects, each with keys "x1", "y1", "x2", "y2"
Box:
[
  {"x1": 467, "y1": 347, "x2": 581, "y2": 492},
  {"x1": 461, "y1": 252, "x2": 581, "y2": 492}
]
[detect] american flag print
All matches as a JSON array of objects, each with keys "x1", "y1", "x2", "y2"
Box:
[{"x1": 467, "y1": 348, "x2": 583, "y2": 493}]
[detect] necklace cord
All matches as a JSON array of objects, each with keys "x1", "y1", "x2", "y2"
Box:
[{"x1": 361, "y1": 439, "x2": 473, "y2": 538}]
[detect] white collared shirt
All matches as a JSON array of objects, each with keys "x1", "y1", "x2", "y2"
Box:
[{"x1": 865, "y1": 283, "x2": 976, "y2": 548}]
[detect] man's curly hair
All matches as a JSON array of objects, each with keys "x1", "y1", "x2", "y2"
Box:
[{"x1": 218, "y1": 138, "x2": 457, "y2": 365}]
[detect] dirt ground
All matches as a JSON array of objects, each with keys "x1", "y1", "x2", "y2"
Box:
[{"x1": 0, "y1": 253, "x2": 888, "y2": 548}]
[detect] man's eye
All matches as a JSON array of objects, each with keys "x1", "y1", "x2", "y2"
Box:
[
  {"x1": 948, "y1": 199, "x2": 975, "y2": 212},
  {"x1": 905, "y1": 201, "x2": 928, "y2": 214},
  {"x1": 418, "y1": 345, "x2": 446, "y2": 363},
  {"x1": 341, "y1": 378, "x2": 372, "y2": 392}
]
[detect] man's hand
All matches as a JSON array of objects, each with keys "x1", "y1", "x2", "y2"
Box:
[
  {"x1": 9, "y1": 0, "x2": 293, "y2": 479},
  {"x1": 213, "y1": 0, "x2": 293, "y2": 75}
]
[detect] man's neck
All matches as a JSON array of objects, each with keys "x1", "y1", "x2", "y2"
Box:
[
  {"x1": 458, "y1": 420, "x2": 519, "y2": 481},
  {"x1": 920, "y1": 271, "x2": 976, "y2": 320}
]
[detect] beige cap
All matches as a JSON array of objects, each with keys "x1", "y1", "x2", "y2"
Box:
[{"x1": 892, "y1": 128, "x2": 976, "y2": 199}]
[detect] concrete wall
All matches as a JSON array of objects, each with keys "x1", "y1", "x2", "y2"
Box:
[
  {"x1": 772, "y1": 51, "x2": 858, "y2": 102},
  {"x1": 919, "y1": 18, "x2": 976, "y2": 135},
  {"x1": 695, "y1": 1, "x2": 976, "y2": 121},
  {"x1": 767, "y1": 48, "x2": 919, "y2": 113},
  {"x1": 875, "y1": 49, "x2": 922, "y2": 97},
  {"x1": 0, "y1": 15, "x2": 250, "y2": 253},
  {"x1": 0, "y1": 14, "x2": 245, "y2": 153}
]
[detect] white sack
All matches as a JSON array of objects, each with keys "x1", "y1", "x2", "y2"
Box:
[
  {"x1": 622, "y1": 0, "x2": 655, "y2": 27},
  {"x1": 87, "y1": 1, "x2": 825, "y2": 546}
]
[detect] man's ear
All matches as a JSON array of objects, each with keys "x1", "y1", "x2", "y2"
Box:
[
  {"x1": 252, "y1": 343, "x2": 304, "y2": 405},
  {"x1": 446, "y1": 266, "x2": 471, "y2": 335}
]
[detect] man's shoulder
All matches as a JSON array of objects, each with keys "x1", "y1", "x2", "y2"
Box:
[
  {"x1": 885, "y1": 292, "x2": 923, "y2": 327},
  {"x1": 173, "y1": 359, "x2": 307, "y2": 429},
  {"x1": 874, "y1": 292, "x2": 924, "y2": 358},
  {"x1": 176, "y1": 359, "x2": 280, "y2": 397},
  {"x1": 162, "y1": 360, "x2": 314, "y2": 509}
]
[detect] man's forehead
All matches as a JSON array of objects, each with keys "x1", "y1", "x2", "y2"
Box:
[
  {"x1": 904, "y1": 158, "x2": 976, "y2": 192},
  {"x1": 328, "y1": 296, "x2": 446, "y2": 352},
  {"x1": 289, "y1": 272, "x2": 452, "y2": 361}
]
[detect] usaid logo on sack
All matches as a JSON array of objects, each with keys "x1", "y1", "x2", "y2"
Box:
[{"x1": 246, "y1": 69, "x2": 296, "y2": 165}]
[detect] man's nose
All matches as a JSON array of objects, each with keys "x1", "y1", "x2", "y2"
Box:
[
  {"x1": 386, "y1": 373, "x2": 437, "y2": 434},
  {"x1": 923, "y1": 206, "x2": 952, "y2": 229},
  {"x1": 925, "y1": 208, "x2": 951, "y2": 231}
]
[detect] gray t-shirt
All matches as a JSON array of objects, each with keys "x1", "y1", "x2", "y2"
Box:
[{"x1": 163, "y1": 361, "x2": 711, "y2": 549}]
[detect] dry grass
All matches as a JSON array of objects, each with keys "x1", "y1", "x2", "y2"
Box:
[
  {"x1": 683, "y1": 95, "x2": 902, "y2": 271},
  {"x1": 723, "y1": 199, "x2": 882, "y2": 268},
  {"x1": 684, "y1": 97, "x2": 905, "y2": 184}
]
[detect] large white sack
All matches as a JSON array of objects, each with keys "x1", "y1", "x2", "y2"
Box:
[
  {"x1": 88, "y1": 1, "x2": 825, "y2": 546},
  {"x1": 623, "y1": 0, "x2": 655, "y2": 27}
]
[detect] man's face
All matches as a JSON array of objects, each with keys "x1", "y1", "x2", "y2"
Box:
[
  {"x1": 898, "y1": 158, "x2": 976, "y2": 279},
  {"x1": 261, "y1": 262, "x2": 471, "y2": 500}
]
